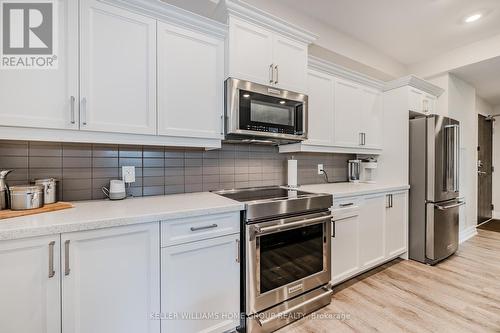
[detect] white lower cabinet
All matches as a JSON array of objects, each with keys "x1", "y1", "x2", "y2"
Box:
[
  {"x1": 385, "y1": 192, "x2": 408, "y2": 257},
  {"x1": 331, "y1": 191, "x2": 408, "y2": 286},
  {"x1": 358, "y1": 194, "x2": 386, "y2": 268},
  {"x1": 62, "y1": 223, "x2": 160, "y2": 333},
  {"x1": 0, "y1": 235, "x2": 61, "y2": 333},
  {"x1": 161, "y1": 213, "x2": 240, "y2": 333}
]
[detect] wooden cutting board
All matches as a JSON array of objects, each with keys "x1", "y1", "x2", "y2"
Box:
[{"x1": 0, "y1": 202, "x2": 74, "y2": 220}]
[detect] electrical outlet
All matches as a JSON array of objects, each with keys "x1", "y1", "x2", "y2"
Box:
[
  {"x1": 318, "y1": 164, "x2": 324, "y2": 175},
  {"x1": 122, "y1": 166, "x2": 135, "y2": 183}
]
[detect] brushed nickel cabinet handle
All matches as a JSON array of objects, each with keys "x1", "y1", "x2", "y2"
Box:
[
  {"x1": 70, "y1": 96, "x2": 76, "y2": 124},
  {"x1": 81, "y1": 98, "x2": 87, "y2": 126},
  {"x1": 339, "y1": 203, "x2": 354, "y2": 208},
  {"x1": 220, "y1": 115, "x2": 224, "y2": 136},
  {"x1": 64, "y1": 240, "x2": 70, "y2": 276},
  {"x1": 190, "y1": 224, "x2": 218, "y2": 232},
  {"x1": 274, "y1": 64, "x2": 279, "y2": 84},
  {"x1": 48, "y1": 241, "x2": 55, "y2": 278},
  {"x1": 269, "y1": 64, "x2": 274, "y2": 84},
  {"x1": 236, "y1": 239, "x2": 240, "y2": 263}
]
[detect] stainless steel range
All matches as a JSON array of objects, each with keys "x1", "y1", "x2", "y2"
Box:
[{"x1": 214, "y1": 187, "x2": 333, "y2": 333}]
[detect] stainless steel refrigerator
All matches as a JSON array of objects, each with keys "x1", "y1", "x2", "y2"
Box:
[{"x1": 409, "y1": 114, "x2": 465, "y2": 265}]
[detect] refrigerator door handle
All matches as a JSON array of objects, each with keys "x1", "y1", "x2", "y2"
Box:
[
  {"x1": 444, "y1": 124, "x2": 460, "y2": 193},
  {"x1": 435, "y1": 201, "x2": 465, "y2": 211}
]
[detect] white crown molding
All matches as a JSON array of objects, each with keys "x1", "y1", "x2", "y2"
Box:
[
  {"x1": 223, "y1": 0, "x2": 318, "y2": 44},
  {"x1": 102, "y1": 0, "x2": 228, "y2": 38},
  {"x1": 383, "y1": 75, "x2": 445, "y2": 97},
  {"x1": 308, "y1": 56, "x2": 384, "y2": 90}
]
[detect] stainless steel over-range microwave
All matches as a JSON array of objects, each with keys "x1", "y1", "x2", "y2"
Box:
[{"x1": 224, "y1": 78, "x2": 308, "y2": 144}]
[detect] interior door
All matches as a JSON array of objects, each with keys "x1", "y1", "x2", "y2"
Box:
[{"x1": 478, "y1": 114, "x2": 493, "y2": 223}]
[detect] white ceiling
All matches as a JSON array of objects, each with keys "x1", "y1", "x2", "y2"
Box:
[
  {"x1": 272, "y1": 0, "x2": 500, "y2": 65},
  {"x1": 452, "y1": 56, "x2": 500, "y2": 106}
]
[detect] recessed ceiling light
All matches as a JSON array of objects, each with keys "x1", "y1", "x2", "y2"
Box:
[
  {"x1": 243, "y1": 93, "x2": 250, "y2": 98},
  {"x1": 279, "y1": 100, "x2": 286, "y2": 104},
  {"x1": 464, "y1": 13, "x2": 482, "y2": 23}
]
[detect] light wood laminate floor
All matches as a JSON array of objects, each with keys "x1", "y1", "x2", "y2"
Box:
[{"x1": 277, "y1": 229, "x2": 500, "y2": 333}]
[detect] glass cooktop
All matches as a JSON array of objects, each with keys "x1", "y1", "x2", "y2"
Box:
[{"x1": 214, "y1": 186, "x2": 312, "y2": 203}]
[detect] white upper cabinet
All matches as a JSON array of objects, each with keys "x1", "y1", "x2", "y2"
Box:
[
  {"x1": 361, "y1": 87, "x2": 383, "y2": 149},
  {"x1": 157, "y1": 21, "x2": 224, "y2": 139},
  {"x1": 227, "y1": 17, "x2": 309, "y2": 92},
  {"x1": 80, "y1": 0, "x2": 157, "y2": 135},
  {"x1": 305, "y1": 69, "x2": 335, "y2": 146},
  {"x1": 228, "y1": 17, "x2": 274, "y2": 86},
  {"x1": 333, "y1": 79, "x2": 363, "y2": 147},
  {"x1": 62, "y1": 223, "x2": 160, "y2": 333},
  {"x1": 0, "y1": 235, "x2": 61, "y2": 333},
  {"x1": 0, "y1": 0, "x2": 78, "y2": 130},
  {"x1": 272, "y1": 34, "x2": 308, "y2": 92},
  {"x1": 409, "y1": 87, "x2": 437, "y2": 115}
]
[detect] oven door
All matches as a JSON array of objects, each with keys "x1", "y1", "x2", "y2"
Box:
[
  {"x1": 226, "y1": 78, "x2": 307, "y2": 142},
  {"x1": 246, "y1": 212, "x2": 332, "y2": 314}
]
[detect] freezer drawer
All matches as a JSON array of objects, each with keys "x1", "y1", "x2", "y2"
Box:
[{"x1": 425, "y1": 200, "x2": 464, "y2": 261}]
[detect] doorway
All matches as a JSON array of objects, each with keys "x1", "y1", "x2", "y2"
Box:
[{"x1": 477, "y1": 114, "x2": 493, "y2": 224}]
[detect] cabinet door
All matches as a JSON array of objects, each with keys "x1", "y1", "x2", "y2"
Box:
[
  {"x1": 361, "y1": 88, "x2": 383, "y2": 149},
  {"x1": 408, "y1": 88, "x2": 424, "y2": 113},
  {"x1": 305, "y1": 70, "x2": 334, "y2": 146},
  {"x1": 334, "y1": 79, "x2": 362, "y2": 147},
  {"x1": 0, "y1": 235, "x2": 61, "y2": 333},
  {"x1": 272, "y1": 34, "x2": 308, "y2": 92},
  {"x1": 385, "y1": 192, "x2": 408, "y2": 257},
  {"x1": 331, "y1": 214, "x2": 360, "y2": 285},
  {"x1": 62, "y1": 223, "x2": 160, "y2": 333},
  {"x1": 162, "y1": 234, "x2": 240, "y2": 333},
  {"x1": 157, "y1": 21, "x2": 224, "y2": 139},
  {"x1": 358, "y1": 195, "x2": 386, "y2": 268},
  {"x1": 80, "y1": 0, "x2": 156, "y2": 134},
  {"x1": 228, "y1": 17, "x2": 274, "y2": 86},
  {"x1": 0, "y1": 0, "x2": 78, "y2": 129},
  {"x1": 423, "y1": 94, "x2": 436, "y2": 115}
]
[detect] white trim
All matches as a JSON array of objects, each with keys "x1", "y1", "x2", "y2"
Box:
[
  {"x1": 279, "y1": 142, "x2": 382, "y2": 155},
  {"x1": 224, "y1": 0, "x2": 317, "y2": 44},
  {"x1": 101, "y1": 0, "x2": 228, "y2": 38},
  {"x1": 493, "y1": 211, "x2": 500, "y2": 219},
  {"x1": 0, "y1": 126, "x2": 221, "y2": 149},
  {"x1": 459, "y1": 226, "x2": 477, "y2": 244},
  {"x1": 383, "y1": 75, "x2": 445, "y2": 97},
  {"x1": 308, "y1": 56, "x2": 384, "y2": 90}
]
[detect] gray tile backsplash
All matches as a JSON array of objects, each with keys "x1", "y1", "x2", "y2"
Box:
[{"x1": 0, "y1": 140, "x2": 353, "y2": 201}]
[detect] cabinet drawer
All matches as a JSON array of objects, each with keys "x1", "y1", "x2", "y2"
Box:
[{"x1": 161, "y1": 212, "x2": 240, "y2": 247}]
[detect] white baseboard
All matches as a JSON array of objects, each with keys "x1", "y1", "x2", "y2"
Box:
[
  {"x1": 493, "y1": 211, "x2": 500, "y2": 219},
  {"x1": 459, "y1": 226, "x2": 478, "y2": 244}
]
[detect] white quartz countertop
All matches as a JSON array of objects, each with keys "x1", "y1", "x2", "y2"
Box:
[
  {"x1": 300, "y1": 183, "x2": 409, "y2": 199},
  {"x1": 0, "y1": 192, "x2": 244, "y2": 241}
]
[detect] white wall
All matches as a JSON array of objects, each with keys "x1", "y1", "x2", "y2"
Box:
[
  {"x1": 476, "y1": 96, "x2": 494, "y2": 116},
  {"x1": 428, "y1": 74, "x2": 478, "y2": 234}
]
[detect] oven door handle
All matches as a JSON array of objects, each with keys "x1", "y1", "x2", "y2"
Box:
[{"x1": 253, "y1": 215, "x2": 333, "y2": 236}]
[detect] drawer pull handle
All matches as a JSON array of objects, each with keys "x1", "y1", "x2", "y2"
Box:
[
  {"x1": 339, "y1": 203, "x2": 354, "y2": 207},
  {"x1": 190, "y1": 224, "x2": 218, "y2": 232}
]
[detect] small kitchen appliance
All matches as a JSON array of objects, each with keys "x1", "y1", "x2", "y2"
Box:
[
  {"x1": 360, "y1": 158, "x2": 378, "y2": 183},
  {"x1": 224, "y1": 78, "x2": 308, "y2": 144},
  {"x1": 347, "y1": 160, "x2": 361, "y2": 183},
  {"x1": 102, "y1": 180, "x2": 126, "y2": 200},
  {"x1": 214, "y1": 186, "x2": 333, "y2": 333},
  {"x1": 0, "y1": 170, "x2": 13, "y2": 210}
]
